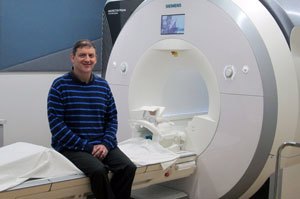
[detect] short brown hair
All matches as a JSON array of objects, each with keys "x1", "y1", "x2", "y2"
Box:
[{"x1": 72, "y1": 39, "x2": 96, "y2": 55}]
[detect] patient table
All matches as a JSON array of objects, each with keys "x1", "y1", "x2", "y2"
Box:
[
  {"x1": 0, "y1": 145, "x2": 196, "y2": 199},
  {"x1": 0, "y1": 106, "x2": 196, "y2": 199}
]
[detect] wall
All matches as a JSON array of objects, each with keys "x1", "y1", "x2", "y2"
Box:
[
  {"x1": 0, "y1": 0, "x2": 106, "y2": 147},
  {"x1": 0, "y1": 0, "x2": 104, "y2": 72},
  {"x1": 0, "y1": 73, "x2": 61, "y2": 147}
]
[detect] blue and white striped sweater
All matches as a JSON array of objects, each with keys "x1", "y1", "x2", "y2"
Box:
[{"x1": 47, "y1": 72, "x2": 118, "y2": 153}]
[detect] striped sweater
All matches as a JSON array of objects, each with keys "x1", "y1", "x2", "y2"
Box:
[{"x1": 47, "y1": 72, "x2": 118, "y2": 153}]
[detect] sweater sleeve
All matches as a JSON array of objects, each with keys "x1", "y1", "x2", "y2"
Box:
[
  {"x1": 102, "y1": 87, "x2": 118, "y2": 151},
  {"x1": 47, "y1": 84, "x2": 93, "y2": 153}
]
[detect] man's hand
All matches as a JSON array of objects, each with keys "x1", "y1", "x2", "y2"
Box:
[{"x1": 92, "y1": 144, "x2": 108, "y2": 159}]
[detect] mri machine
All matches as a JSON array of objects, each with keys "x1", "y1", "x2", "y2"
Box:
[
  {"x1": 104, "y1": 0, "x2": 300, "y2": 198},
  {"x1": 1, "y1": 0, "x2": 300, "y2": 198}
]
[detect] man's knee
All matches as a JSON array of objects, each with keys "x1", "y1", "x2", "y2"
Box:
[
  {"x1": 126, "y1": 161, "x2": 137, "y2": 175},
  {"x1": 90, "y1": 166, "x2": 108, "y2": 178}
]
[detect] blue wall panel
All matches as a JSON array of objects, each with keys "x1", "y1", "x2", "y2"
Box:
[{"x1": 0, "y1": 0, "x2": 105, "y2": 71}]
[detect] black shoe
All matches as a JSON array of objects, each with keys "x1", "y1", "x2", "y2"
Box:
[{"x1": 86, "y1": 194, "x2": 96, "y2": 199}]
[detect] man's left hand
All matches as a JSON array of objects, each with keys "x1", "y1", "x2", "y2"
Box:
[{"x1": 92, "y1": 144, "x2": 108, "y2": 159}]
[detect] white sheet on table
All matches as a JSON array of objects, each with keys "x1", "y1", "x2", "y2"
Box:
[
  {"x1": 119, "y1": 138, "x2": 179, "y2": 169},
  {"x1": 0, "y1": 142, "x2": 82, "y2": 191}
]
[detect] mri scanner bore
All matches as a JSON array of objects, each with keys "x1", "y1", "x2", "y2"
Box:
[{"x1": 104, "y1": 0, "x2": 300, "y2": 198}]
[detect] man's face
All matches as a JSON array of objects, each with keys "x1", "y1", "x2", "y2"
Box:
[{"x1": 71, "y1": 46, "x2": 97, "y2": 74}]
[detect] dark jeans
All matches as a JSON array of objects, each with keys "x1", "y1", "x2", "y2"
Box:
[{"x1": 62, "y1": 147, "x2": 136, "y2": 199}]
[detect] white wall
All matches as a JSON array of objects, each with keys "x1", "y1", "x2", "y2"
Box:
[{"x1": 0, "y1": 73, "x2": 63, "y2": 147}]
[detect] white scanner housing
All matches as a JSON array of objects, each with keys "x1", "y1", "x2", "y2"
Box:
[{"x1": 105, "y1": 0, "x2": 300, "y2": 198}]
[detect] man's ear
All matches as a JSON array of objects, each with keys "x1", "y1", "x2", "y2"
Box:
[{"x1": 70, "y1": 53, "x2": 74, "y2": 63}]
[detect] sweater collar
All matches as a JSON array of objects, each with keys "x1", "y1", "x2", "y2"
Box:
[{"x1": 69, "y1": 71, "x2": 94, "y2": 85}]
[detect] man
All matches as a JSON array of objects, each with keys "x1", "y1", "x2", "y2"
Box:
[{"x1": 47, "y1": 39, "x2": 136, "y2": 199}]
